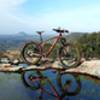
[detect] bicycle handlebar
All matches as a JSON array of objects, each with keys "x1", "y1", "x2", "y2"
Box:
[{"x1": 53, "y1": 28, "x2": 69, "y2": 33}]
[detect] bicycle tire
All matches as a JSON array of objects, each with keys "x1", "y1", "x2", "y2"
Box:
[
  {"x1": 22, "y1": 42, "x2": 41, "y2": 65},
  {"x1": 59, "y1": 43, "x2": 81, "y2": 69}
]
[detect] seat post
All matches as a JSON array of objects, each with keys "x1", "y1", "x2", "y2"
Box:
[
  {"x1": 36, "y1": 31, "x2": 44, "y2": 42},
  {"x1": 39, "y1": 33, "x2": 43, "y2": 42}
]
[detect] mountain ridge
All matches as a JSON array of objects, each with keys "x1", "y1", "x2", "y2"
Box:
[{"x1": 0, "y1": 32, "x2": 85, "y2": 51}]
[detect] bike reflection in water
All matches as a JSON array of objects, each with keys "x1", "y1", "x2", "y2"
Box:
[{"x1": 22, "y1": 70, "x2": 81, "y2": 100}]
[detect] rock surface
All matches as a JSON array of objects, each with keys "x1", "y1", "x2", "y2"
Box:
[
  {"x1": 0, "y1": 60, "x2": 100, "y2": 78},
  {"x1": 65, "y1": 60, "x2": 100, "y2": 78}
]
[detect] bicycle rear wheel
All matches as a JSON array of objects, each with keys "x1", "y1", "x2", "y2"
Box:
[
  {"x1": 22, "y1": 71, "x2": 43, "y2": 90},
  {"x1": 22, "y1": 42, "x2": 41, "y2": 65},
  {"x1": 59, "y1": 43, "x2": 81, "y2": 69}
]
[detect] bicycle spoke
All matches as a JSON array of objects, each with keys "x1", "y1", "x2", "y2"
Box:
[
  {"x1": 22, "y1": 42, "x2": 41, "y2": 65},
  {"x1": 59, "y1": 43, "x2": 80, "y2": 68}
]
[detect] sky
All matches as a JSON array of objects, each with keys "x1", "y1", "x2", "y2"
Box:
[{"x1": 0, "y1": 0, "x2": 100, "y2": 34}]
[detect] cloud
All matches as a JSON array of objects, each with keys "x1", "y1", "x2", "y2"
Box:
[
  {"x1": 0, "y1": 0, "x2": 100, "y2": 34},
  {"x1": 0, "y1": 0, "x2": 47, "y2": 34},
  {"x1": 29, "y1": 4, "x2": 100, "y2": 32},
  {"x1": 0, "y1": 0, "x2": 26, "y2": 9},
  {"x1": 0, "y1": 12, "x2": 32, "y2": 34},
  {"x1": 0, "y1": 0, "x2": 29, "y2": 34},
  {"x1": 19, "y1": 4, "x2": 100, "y2": 32}
]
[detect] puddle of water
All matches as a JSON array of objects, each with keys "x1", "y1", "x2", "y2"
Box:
[{"x1": 0, "y1": 69, "x2": 99, "y2": 100}]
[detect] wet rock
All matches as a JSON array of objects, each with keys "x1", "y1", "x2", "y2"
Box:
[
  {"x1": 0, "y1": 58, "x2": 10, "y2": 64},
  {"x1": 10, "y1": 59, "x2": 20, "y2": 65},
  {"x1": 0, "y1": 64, "x2": 11, "y2": 68}
]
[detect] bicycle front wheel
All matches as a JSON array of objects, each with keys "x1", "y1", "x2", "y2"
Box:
[
  {"x1": 59, "y1": 43, "x2": 81, "y2": 69},
  {"x1": 22, "y1": 42, "x2": 41, "y2": 65}
]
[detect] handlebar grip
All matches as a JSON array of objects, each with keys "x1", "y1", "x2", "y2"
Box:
[
  {"x1": 53, "y1": 28, "x2": 69, "y2": 33},
  {"x1": 65, "y1": 30, "x2": 69, "y2": 33}
]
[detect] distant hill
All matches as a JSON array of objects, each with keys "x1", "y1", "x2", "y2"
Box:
[
  {"x1": 0, "y1": 32, "x2": 33, "y2": 51},
  {"x1": 65, "y1": 32, "x2": 85, "y2": 41},
  {"x1": 0, "y1": 32, "x2": 85, "y2": 51},
  {"x1": 17, "y1": 32, "x2": 29, "y2": 36}
]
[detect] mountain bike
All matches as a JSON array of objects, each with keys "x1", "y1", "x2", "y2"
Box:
[{"x1": 22, "y1": 28, "x2": 81, "y2": 69}]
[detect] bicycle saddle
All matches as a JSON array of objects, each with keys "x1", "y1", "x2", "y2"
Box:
[
  {"x1": 53, "y1": 28, "x2": 69, "y2": 33},
  {"x1": 36, "y1": 31, "x2": 44, "y2": 35}
]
